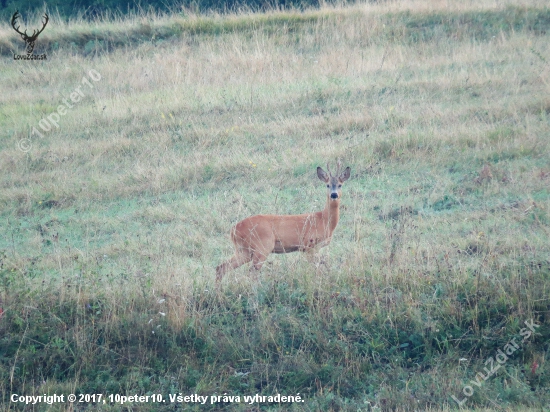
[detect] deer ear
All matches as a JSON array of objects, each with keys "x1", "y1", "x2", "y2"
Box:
[
  {"x1": 317, "y1": 167, "x2": 329, "y2": 183},
  {"x1": 339, "y1": 166, "x2": 351, "y2": 182}
]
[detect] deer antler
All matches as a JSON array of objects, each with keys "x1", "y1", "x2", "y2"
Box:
[
  {"x1": 336, "y1": 159, "x2": 342, "y2": 176},
  {"x1": 11, "y1": 11, "x2": 49, "y2": 42},
  {"x1": 11, "y1": 11, "x2": 27, "y2": 38},
  {"x1": 326, "y1": 162, "x2": 332, "y2": 177},
  {"x1": 31, "y1": 13, "x2": 49, "y2": 40}
]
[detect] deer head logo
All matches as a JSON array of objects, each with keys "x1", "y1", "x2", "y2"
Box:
[{"x1": 11, "y1": 11, "x2": 49, "y2": 54}]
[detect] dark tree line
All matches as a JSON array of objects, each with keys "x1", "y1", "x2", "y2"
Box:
[{"x1": 1, "y1": 0, "x2": 323, "y2": 20}]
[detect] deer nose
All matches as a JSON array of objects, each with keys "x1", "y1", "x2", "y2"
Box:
[{"x1": 330, "y1": 193, "x2": 338, "y2": 199}]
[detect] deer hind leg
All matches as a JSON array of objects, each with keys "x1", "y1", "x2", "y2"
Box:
[
  {"x1": 216, "y1": 250, "x2": 251, "y2": 283},
  {"x1": 246, "y1": 232, "x2": 273, "y2": 276},
  {"x1": 246, "y1": 249, "x2": 266, "y2": 281},
  {"x1": 251, "y1": 250, "x2": 268, "y2": 271}
]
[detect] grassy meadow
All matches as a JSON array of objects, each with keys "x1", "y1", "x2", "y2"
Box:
[{"x1": 1, "y1": 0, "x2": 550, "y2": 410}]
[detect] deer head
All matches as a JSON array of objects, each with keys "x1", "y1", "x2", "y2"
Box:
[
  {"x1": 317, "y1": 160, "x2": 351, "y2": 201},
  {"x1": 11, "y1": 11, "x2": 49, "y2": 54}
]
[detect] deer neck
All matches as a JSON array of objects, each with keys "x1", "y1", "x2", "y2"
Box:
[{"x1": 322, "y1": 196, "x2": 340, "y2": 235}]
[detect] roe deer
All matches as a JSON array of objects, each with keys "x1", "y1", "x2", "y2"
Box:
[{"x1": 216, "y1": 161, "x2": 351, "y2": 281}]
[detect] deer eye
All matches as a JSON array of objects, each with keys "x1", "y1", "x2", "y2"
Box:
[
  {"x1": 338, "y1": 185, "x2": 342, "y2": 188},
  {"x1": 326, "y1": 185, "x2": 330, "y2": 188}
]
